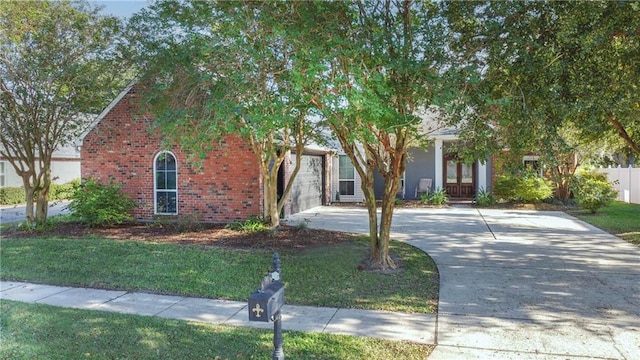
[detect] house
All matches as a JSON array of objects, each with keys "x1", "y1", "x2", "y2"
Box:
[
  {"x1": 330, "y1": 110, "x2": 493, "y2": 202},
  {"x1": 78, "y1": 84, "x2": 331, "y2": 223},
  {"x1": 0, "y1": 144, "x2": 81, "y2": 189}
]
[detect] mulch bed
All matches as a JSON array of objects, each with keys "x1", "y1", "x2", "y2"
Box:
[{"x1": 2, "y1": 221, "x2": 356, "y2": 252}]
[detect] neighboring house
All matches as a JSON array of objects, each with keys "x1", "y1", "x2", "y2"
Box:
[
  {"x1": 0, "y1": 144, "x2": 81, "y2": 188},
  {"x1": 77, "y1": 84, "x2": 331, "y2": 223}
]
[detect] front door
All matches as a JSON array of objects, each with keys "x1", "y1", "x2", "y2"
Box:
[{"x1": 444, "y1": 156, "x2": 476, "y2": 198}]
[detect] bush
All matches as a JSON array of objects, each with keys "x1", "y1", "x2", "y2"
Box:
[
  {"x1": 67, "y1": 178, "x2": 137, "y2": 226},
  {"x1": 49, "y1": 179, "x2": 80, "y2": 201},
  {"x1": 0, "y1": 179, "x2": 80, "y2": 205},
  {"x1": 225, "y1": 215, "x2": 270, "y2": 233},
  {"x1": 0, "y1": 186, "x2": 25, "y2": 205},
  {"x1": 419, "y1": 192, "x2": 430, "y2": 204},
  {"x1": 428, "y1": 188, "x2": 448, "y2": 205},
  {"x1": 475, "y1": 188, "x2": 497, "y2": 206},
  {"x1": 494, "y1": 173, "x2": 553, "y2": 203},
  {"x1": 516, "y1": 175, "x2": 553, "y2": 202},
  {"x1": 572, "y1": 171, "x2": 617, "y2": 214}
]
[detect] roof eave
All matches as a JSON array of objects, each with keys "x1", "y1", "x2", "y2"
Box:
[{"x1": 75, "y1": 80, "x2": 137, "y2": 146}]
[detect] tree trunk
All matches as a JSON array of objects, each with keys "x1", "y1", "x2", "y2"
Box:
[
  {"x1": 277, "y1": 146, "x2": 304, "y2": 226},
  {"x1": 265, "y1": 168, "x2": 280, "y2": 228},
  {"x1": 33, "y1": 165, "x2": 52, "y2": 224},
  {"x1": 372, "y1": 174, "x2": 400, "y2": 270},
  {"x1": 23, "y1": 177, "x2": 36, "y2": 224},
  {"x1": 362, "y1": 179, "x2": 378, "y2": 256},
  {"x1": 35, "y1": 186, "x2": 49, "y2": 224}
]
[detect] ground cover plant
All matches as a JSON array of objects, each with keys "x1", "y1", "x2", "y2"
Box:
[
  {"x1": 0, "y1": 222, "x2": 439, "y2": 314},
  {"x1": 0, "y1": 301, "x2": 433, "y2": 360},
  {"x1": 569, "y1": 201, "x2": 640, "y2": 246}
]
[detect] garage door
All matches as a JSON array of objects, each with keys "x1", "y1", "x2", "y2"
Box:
[{"x1": 289, "y1": 155, "x2": 324, "y2": 214}]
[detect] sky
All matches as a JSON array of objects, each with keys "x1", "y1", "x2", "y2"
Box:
[{"x1": 92, "y1": 0, "x2": 150, "y2": 19}]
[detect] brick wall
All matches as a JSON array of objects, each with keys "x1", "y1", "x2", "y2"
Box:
[{"x1": 81, "y1": 87, "x2": 263, "y2": 223}]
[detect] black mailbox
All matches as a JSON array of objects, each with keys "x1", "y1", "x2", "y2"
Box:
[
  {"x1": 248, "y1": 253, "x2": 285, "y2": 359},
  {"x1": 248, "y1": 280, "x2": 285, "y2": 322}
]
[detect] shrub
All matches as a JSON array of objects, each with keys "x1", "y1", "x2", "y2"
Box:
[
  {"x1": 428, "y1": 188, "x2": 448, "y2": 205},
  {"x1": 572, "y1": 171, "x2": 617, "y2": 214},
  {"x1": 0, "y1": 186, "x2": 25, "y2": 205},
  {"x1": 515, "y1": 175, "x2": 553, "y2": 203},
  {"x1": 419, "y1": 192, "x2": 430, "y2": 204},
  {"x1": 68, "y1": 178, "x2": 137, "y2": 226},
  {"x1": 295, "y1": 219, "x2": 310, "y2": 233},
  {"x1": 0, "y1": 179, "x2": 80, "y2": 205},
  {"x1": 174, "y1": 212, "x2": 204, "y2": 232},
  {"x1": 226, "y1": 215, "x2": 270, "y2": 233},
  {"x1": 493, "y1": 174, "x2": 518, "y2": 201},
  {"x1": 49, "y1": 179, "x2": 80, "y2": 201},
  {"x1": 475, "y1": 188, "x2": 497, "y2": 206},
  {"x1": 494, "y1": 173, "x2": 553, "y2": 203}
]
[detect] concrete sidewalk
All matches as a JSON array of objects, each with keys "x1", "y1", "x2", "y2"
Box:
[
  {"x1": 3, "y1": 206, "x2": 639, "y2": 359},
  {"x1": 0, "y1": 280, "x2": 436, "y2": 345},
  {"x1": 286, "y1": 206, "x2": 640, "y2": 360}
]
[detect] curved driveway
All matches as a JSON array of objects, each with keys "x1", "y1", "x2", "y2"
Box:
[{"x1": 285, "y1": 206, "x2": 640, "y2": 359}]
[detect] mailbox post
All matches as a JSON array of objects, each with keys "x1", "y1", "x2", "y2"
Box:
[{"x1": 248, "y1": 253, "x2": 284, "y2": 360}]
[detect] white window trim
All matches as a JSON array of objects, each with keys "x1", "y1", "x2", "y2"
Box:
[
  {"x1": 338, "y1": 155, "x2": 355, "y2": 196},
  {"x1": 0, "y1": 161, "x2": 5, "y2": 187},
  {"x1": 523, "y1": 155, "x2": 543, "y2": 176},
  {"x1": 153, "y1": 151, "x2": 178, "y2": 215}
]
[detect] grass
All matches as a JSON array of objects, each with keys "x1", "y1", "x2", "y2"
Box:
[
  {"x1": 568, "y1": 201, "x2": 640, "y2": 246},
  {"x1": 0, "y1": 236, "x2": 438, "y2": 314},
  {"x1": 0, "y1": 300, "x2": 433, "y2": 359}
]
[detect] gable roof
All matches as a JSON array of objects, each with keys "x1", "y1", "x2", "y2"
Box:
[
  {"x1": 76, "y1": 81, "x2": 136, "y2": 146},
  {"x1": 416, "y1": 106, "x2": 459, "y2": 140}
]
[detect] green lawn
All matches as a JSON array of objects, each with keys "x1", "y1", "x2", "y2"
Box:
[
  {"x1": 568, "y1": 201, "x2": 640, "y2": 246},
  {"x1": 0, "y1": 235, "x2": 438, "y2": 314},
  {"x1": 0, "y1": 300, "x2": 433, "y2": 359},
  {"x1": 0, "y1": 231, "x2": 437, "y2": 359}
]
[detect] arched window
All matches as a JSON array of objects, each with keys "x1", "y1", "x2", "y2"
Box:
[{"x1": 154, "y1": 151, "x2": 177, "y2": 214}]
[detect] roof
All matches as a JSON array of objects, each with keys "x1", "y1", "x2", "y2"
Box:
[{"x1": 416, "y1": 106, "x2": 459, "y2": 140}]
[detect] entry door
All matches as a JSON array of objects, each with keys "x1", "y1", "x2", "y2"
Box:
[{"x1": 444, "y1": 157, "x2": 476, "y2": 198}]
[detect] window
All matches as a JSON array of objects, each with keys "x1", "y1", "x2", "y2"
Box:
[
  {"x1": 338, "y1": 155, "x2": 355, "y2": 196},
  {"x1": 0, "y1": 161, "x2": 5, "y2": 187},
  {"x1": 154, "y1": 151, "x2": 177, "y2": 214},
  {"x1": 523, "y1": 155, "x2": 542, "y2": 175}
]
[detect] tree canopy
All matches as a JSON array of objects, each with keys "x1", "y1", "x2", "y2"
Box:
[
  {"x1": 128, "y1": 1, "x2": 329, "y2": 227},
  {"x1": 445, "y1": 1, "x2": 640, "y2": 166},
  {"x1": 124, "y1": 0, "x2": 637, "y2": 268},
  {"x1": 285, "y1": 0, "x2": 459, "y2": 268},
  {"x1": 0, "y1": 0, "x2": 126, "y2": 223}
]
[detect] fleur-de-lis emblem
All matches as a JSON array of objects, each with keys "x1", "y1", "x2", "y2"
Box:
[{"x1": 252, "y1": 303, "x2": 265, "y2": 318}]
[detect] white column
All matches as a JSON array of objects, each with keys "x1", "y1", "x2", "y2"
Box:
[
  {"x1": 477, "y1": 160, "x2": 487, "y2": 191},
  {"x1": 434, "y1": 139, "x2": 443, "y2": 190}
]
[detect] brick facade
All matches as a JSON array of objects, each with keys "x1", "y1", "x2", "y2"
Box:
[{"x1": 81, "y1": 87, "x2": 263, "y2": 223}]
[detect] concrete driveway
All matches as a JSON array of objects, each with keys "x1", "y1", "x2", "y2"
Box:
[
  {"x1": 285, "y1": 206, "x2": 640, "y2": 360},
  {"x1": 0, "y1": 201, "x2": 70, "y2": 224}
]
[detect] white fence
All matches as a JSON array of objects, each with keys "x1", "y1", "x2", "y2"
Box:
[{"x1": 598, "y1": 166, "x2": 640, "y2": 204}]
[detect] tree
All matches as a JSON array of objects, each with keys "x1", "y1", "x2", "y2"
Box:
[
  {"x1": 288, "y1": 1, "x2": 456, "y2": 269},
  {"x1": 0, "y1": 0, "x2": 125, "y2": 224},
  {"x1": 127, "y1": 1, "x2": 326, "y2": 228},
  {"x1": 444, "y1": 1, "x2": 640, "y2": 196},
  {"x1": 563, "y1": 1, "x2": 640, "y2": 157}
]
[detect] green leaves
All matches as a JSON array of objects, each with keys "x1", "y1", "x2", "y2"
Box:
[
  {"x1": 68, "y1": 179, "x2": 137, "y2": 226},
  {"x1": 0, "y1": 0, "x2": 127, "y2": 223},
  {"x1": 572, "y1": 171, "x2": 618, "y2": 214},
  {"x1": 444, "y1": 1, "x2": 640, "y2": 166}
]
